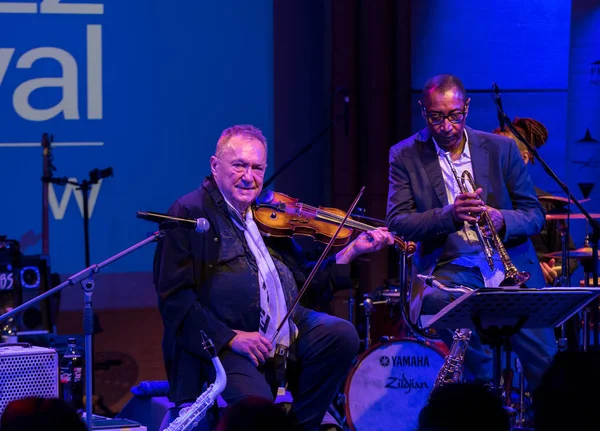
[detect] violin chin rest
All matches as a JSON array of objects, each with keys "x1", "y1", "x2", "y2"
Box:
[{"x1": 257, "y1": 189, "x2": 275, "y2": 204}]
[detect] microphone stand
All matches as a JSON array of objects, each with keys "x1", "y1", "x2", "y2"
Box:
[
  {"x1": 0, "y1": 230, "x2": 168, "y2": 431},
  {"x1": 492, "y1": 84, "x2": 600, "y2": 349},
  {"x1": 44, "y1": 169, "x2": 114, "y2": 268},
  {"x1": 41, "y1": 133, "x2": 55, "y2": 256},
  {"x1": 43, "y1": 169, "x2": 113, "y2": 414}
]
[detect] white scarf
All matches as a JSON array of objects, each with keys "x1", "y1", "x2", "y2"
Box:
[{"x1": 226, "y1": 201, "x2": 297, "y2": 356}]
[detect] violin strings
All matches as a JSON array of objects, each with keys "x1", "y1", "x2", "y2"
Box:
[
  {"x1": 314, "y1": 209, "x2": 374, "y2": 231},
  {"x1": 291, "y1": 203, "x2": 405, "y2": 246},
  {"x1": 296, "y1": 203, "x2": 377, "y2": 231}
]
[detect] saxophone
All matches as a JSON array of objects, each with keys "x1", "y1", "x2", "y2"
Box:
[
  {"x1": 432, "y1": 327, "x2": 472, "y2": 391},
  {"x1": 417, "y1": 275, "x2": 474, "y2": 393},
  {"x1": 165, "y1": 331, "x2": 227, "y2": 431}
]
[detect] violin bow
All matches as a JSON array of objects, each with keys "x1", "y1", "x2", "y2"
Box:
[{"x1": 270, "y1": 186, "x2": 366, "y2": 345}]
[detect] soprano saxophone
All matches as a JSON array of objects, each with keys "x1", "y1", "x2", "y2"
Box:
[{"x1": 165, "y1": 331, "x2": 227, "y2": 431}]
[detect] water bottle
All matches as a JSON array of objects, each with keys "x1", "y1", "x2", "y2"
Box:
[
  {"x1": 60, "y1": 337, "x2": 84, "y2": 413},
  {"x1": 1, "y1": 308, "x2": 18, "y2": 343}
]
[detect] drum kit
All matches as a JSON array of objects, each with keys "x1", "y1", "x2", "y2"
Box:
[
  {"x1": 336, "y1": 194, "x2": 600, "y2": 431},
  {"x1": 340, "y1": 286, "x2": 449, "y2": 431}
]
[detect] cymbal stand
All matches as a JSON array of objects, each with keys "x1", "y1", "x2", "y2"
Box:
[
  {"x1": 556, "y1": 224, "x2": 571, "y2": 352},
  {"x1": 581, "y1": 238, "x2": 595, "y2": 352},
  {"x1": 362, "y1": 294, "x2": 373, "y2": 350},
  {"x1": 347, "y1": 294, "x2": 355, "y2": 326},
  {"x1": 515, "y1": 357, "x2": 526, "y2": 428},
  {"x1": 501, "y1": 339, "x2": 514, "y2": 407}
]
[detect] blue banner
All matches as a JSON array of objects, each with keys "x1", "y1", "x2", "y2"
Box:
[{"x1": 0, "y1": 1, "x2": 274, "y2": 275}]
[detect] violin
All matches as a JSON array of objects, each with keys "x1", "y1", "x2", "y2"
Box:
[{"x1": 252, "y1": 191, "x2": 415, "y2": 253}]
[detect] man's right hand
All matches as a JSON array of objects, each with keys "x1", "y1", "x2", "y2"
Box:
[
  {"x1": 452, "y1": 187, "x2": 485, "y2": 224},
  {"x1": 541, "y1": 258, "x2": 558, "y2": 285},
  {"x1": 226, "y1": 330, "x2": 273, "y2": 367}
]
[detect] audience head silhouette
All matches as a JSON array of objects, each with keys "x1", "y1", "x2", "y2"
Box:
[
  {"x1": 1, "y1": 397, "x2": 87, "y2": 431},
  {"x1": 533, "y1": 351, "x2": 600, "y2": 431},
  {"x1": 418, "y1": 383, "x2": 511, "y2": 431},
  {"x1": 215, "y1": 396, "x2": 296, "y2": 431}
]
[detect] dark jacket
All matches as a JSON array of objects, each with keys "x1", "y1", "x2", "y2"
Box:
[
  {"x1": 153, "y1": 176, "x2": 350, "y2": 403},
  {"x1": 386, "y1": 126, "x2": 546, "y2": 323}
]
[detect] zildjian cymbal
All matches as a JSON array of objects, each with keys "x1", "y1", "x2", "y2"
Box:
[
  {"x1": 546, "y1": 213, "x2": 600, "y2": 220},
  {"x1": 544, "y1": 246, "x2": 600, "y2": 260},
  {"x1": 538, "y1": 195, "x2": 591, "y2": 205}
]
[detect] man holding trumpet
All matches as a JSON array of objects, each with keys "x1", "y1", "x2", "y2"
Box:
[{"x1": 385, "y1": 74, "x2": 557, "y2": 392}]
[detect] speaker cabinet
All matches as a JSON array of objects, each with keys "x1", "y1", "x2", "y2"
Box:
[
  {"x1": 0, "y1": 254, "x2": 57, "y2": 334},
  {"x1": 0, "y1": 344, "x2": 58, "y2": 417}
]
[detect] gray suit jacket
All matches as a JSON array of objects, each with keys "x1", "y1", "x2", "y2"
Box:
[{"x1": 386, "y1": 126, "x2": 546, "y2": 323}]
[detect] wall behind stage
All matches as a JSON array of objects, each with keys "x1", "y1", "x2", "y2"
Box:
[
  {"x1": 409, "y1": 1, "x2": 598, "y2": 283},
  {"x1": 411, "y1": 0, "x2": 571, "y2": 189},
  {"x1": 0, "y1": 1, "x2": 274, "y2": 309},
  {"x1": 566, "y1": 0, "x2": 600, "y2": 278}
]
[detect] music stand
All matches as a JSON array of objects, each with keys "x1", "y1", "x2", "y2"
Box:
[{"x1": 424, "y1": 287, "x2": 600, "y2": 392}]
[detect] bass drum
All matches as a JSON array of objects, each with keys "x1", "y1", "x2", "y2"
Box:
[{"x1": 344, "y1": 338, "x2": 448, "y2": 431}]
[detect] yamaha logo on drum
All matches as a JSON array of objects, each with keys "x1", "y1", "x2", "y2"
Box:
[{"x1": 380, "y1": 355, "x2": 431, "y2": 367}]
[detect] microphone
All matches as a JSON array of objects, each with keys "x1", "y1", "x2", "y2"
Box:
[
  {"x1": 416, "y1": 273, "x2": 447, "y2": 291},
  {"x1": 137, "y1": 211, "x2": 210, "y2": 233},
  {"x1": 493, "y1": 83, "x2": 505, "y2": 132},
  {"x1": 416, "y1": 274, "x2": 473, "y2": 294}
]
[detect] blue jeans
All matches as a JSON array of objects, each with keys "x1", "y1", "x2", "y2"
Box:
[{"x1": 422, "y1": 263, "x2": 557, "y2": 391}]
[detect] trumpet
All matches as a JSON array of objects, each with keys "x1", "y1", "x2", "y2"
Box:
[
  {"x1": 447, "y1": 160, "x2": 530, "y2": 287},
  {"x1": 465, "y1": 171, "x2": 496, "y2": 271}
]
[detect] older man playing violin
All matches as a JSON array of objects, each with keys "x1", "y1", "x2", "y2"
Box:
[{"x1": 154, "y1": 124, "x2": 393, "y2": 431}]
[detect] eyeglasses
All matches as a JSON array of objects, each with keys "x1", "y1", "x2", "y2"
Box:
[{"x1": 423, "y1": 105, "x2": 468, "y2": 126}]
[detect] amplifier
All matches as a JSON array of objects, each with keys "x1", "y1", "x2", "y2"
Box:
[{"x1": 0, "y1": 344, "x2": 58, "y2": 416}]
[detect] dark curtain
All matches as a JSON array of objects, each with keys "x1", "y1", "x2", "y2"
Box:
[{"x1": 273, "y1": 1, "x2": 413, "y2": 331}]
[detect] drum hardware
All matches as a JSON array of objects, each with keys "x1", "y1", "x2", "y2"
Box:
[
  {"x1": 343, "y1": 338, "x2": 447, "y2": 431},
  {"x1": 359, "y1": 294, "x2": 397, "y2": 350},
  {"x1": 501, "y1": 340, "x2": 515, "y2": 407},
  {"x1": 579, "y1": 236, "x2": 598, "y2": 352},
  {"x1": 582, "y1": 306, "x2": 590, "y2": 353},
  {"x1": 362, "y1": 294, "x2": 373, "y2": 350},
  {"x1": 379, "y1": 289, "x2": 401, "y2": 298},
  {"x1": 545, "y1": 235, "x2": 600, "y2": 352},
  {"x1": 358, "y1": 291, "x2": 403, "y2": 350},
  {"x1": 347, "y1": 294, "x2": 354, "y2": 325},
  {"x1": 514, "y1": 358, "x2": 526, "y2": 428},
  {"x1": 554, "y1": 220, "x2": 572, "y2": 352}
]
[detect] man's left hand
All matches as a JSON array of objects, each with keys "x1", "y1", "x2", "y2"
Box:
[
  {"x1": 336, "y1": 227, "x2": 394, "y2": 264},
  {"x1": 481, "y1": 206, "x2": 506, "y2": 237}
]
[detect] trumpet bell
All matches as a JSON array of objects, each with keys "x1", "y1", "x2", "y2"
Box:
[{"x1": 499, "y1": 271, "x2": 530, "y2": 288}]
